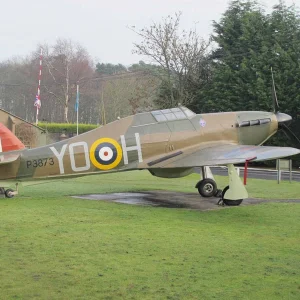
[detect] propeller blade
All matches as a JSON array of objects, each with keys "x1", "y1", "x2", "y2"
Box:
[
  {"x1": 281, "y1": 123, "x2": 300, "y2": 148},
  {"x1": 271, "y1": 67, "x2": 279, "y2": 113}
]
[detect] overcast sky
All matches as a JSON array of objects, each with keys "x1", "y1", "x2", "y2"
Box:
[{"x1": 0, "y1": 0, "x2": 297, "y2": 65}]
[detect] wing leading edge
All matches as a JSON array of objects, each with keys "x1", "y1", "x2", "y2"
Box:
[{"x1": 148, "y1": 144, "x2": 300, "y2": 168}]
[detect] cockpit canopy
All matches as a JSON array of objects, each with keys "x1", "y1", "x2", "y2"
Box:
[
  {"x1": 151, "y1": 107, "x2": 195, "y2": 122},
  {"x1": 132, "y1": 106, "x2": 196, "y2": 127}
]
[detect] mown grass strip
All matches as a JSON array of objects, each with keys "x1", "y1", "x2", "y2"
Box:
[{"x1": 1, "y1": 171, "x2": 299, "y2": 299}]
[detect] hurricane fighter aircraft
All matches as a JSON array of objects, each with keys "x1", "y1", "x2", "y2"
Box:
[
  {"x1": 1, "y1": 80, "x2": 300, "y2": 205},
  {"x1": 1, "y1": 106, "x2": 299, "y2": 205}
]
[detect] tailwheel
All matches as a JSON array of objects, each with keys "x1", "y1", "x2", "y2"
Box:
[
  {"x1": 221, "y1": 185, "x2": 243, "y2": 206},
  {"x1": 0, "y1": 187, "x2": 5, "y2": 198},
  {"x1": 5, "y1": 189, "x2": 15, "y2": 198},
  {"x1": 196, "y1": 178, "x2": 217, "y2": 198}
]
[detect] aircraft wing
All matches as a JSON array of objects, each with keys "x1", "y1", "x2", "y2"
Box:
[
  {"x1": 0, "y1": 153, "x2": 20, "y2": 165},
  {"x1": 147, "y1": 144, "x2": 300, "y2": 168}
]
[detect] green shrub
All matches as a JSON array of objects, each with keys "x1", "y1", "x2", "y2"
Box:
[{"x1": 38, "y1": 122, "x2": 99, "y2": 134}]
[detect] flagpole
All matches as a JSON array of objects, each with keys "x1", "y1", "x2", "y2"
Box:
[
  {"x1": 76, "y1": 83, "x2": 79, "y2": 136},
  {"x1": 36, "y1": 107, "x2": 39, "y2": 125},
  {"x1": 35, "y1": 48, "x2": 43, "y2": 125}
]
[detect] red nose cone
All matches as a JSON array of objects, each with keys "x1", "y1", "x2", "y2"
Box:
[{"x1": 0, "y1": 123, "x2": 25, "y2": 152}]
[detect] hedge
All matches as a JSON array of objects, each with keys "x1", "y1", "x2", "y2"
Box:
[{"x1": 38, "y1": 122, "x2": 99, "y2": 134}]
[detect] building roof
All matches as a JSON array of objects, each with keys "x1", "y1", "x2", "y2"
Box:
[{"x1": 0, "y1": 108, "x2": 46, "y2": 132}]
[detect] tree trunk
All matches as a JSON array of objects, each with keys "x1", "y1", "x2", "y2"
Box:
[
  {"x1": 65, "y1": 64, "x2": 70, "y2": 123},
  {"x1": 64, "y1": 104, "x2": 69, "y2": 123}
]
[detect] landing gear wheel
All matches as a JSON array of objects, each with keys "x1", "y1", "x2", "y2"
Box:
[
  {"x1": 5, "y1": 189, "x2": 14, "y2": 198},
  {"x1": 197, "y1": 179, "x2": 217, "y2": 198},
  {"x1": 221, "y1": 186, "x2": 243, "y2": 206},
  {"x1": 0, "y1": 188, "x2": 5, "y2": 195}
]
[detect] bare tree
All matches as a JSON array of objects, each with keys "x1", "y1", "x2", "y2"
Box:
[
  {"x1": 43, "y1": 39, "x2": 94, "y2": 123},
  {"x1": 0, "y1": 41, "x2": 160, "y2": 125},
  {"x1": 131, "y1": 12, "x2": 210, "y2": 107},
  {"x1": 0, "y1": 58, "x2": 37, "y2": 121},
  {"x1": 90, "y1": 71, "x2": 159, "y2": 124}
]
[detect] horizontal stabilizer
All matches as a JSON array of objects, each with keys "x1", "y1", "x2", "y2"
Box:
[{"x1": 0, "y1": 153, "x2": 20, "y2": 165}]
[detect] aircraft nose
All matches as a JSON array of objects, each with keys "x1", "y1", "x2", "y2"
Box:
[{"x1": 276, "y1": 112, "x2": 292, "y2": 124}]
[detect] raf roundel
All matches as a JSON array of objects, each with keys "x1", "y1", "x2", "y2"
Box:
[{"x1": 90, "y1": 138, "x2": 123, "y2": 170}]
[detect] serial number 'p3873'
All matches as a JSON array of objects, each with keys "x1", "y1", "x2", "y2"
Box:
[{"x1": 49, "y1": 133, "x2": 143, "y2": 175}]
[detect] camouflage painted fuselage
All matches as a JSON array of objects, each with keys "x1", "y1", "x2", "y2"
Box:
[{"x1": 0, "y1": 108, "x2": 278, "y2": 181}]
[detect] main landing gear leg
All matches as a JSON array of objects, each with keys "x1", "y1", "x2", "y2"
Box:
[
  {"x1": 195, "y1": 167, "x2": 222, "y2": 198},
  {"x1": 218, "y1": 164, "x2": 248, "y2": 206}
]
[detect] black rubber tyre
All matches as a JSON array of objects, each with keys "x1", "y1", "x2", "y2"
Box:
[
  {"x1": 222, "y1": 185, "x2": 243, "y2": 206},
  {"x1": 197, "y1": 179, "x2": 217, "y2": 198},
  {"x1": 214, "y1": 189, "x2": 223, "y2": 197},
  {"x1": 5, "y1": 189, "x2": 14, "y2": 198},
  {"x1": 223, "y1": 199, "x2": 243, "y2": 206}
]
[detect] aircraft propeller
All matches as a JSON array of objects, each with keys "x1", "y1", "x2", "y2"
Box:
[
  {"x1": 271, "y1": 67, "x2": 300, "y2": 148},
  {"x1": 271, "y1": 67, "x2": 280, "y2": 113}
]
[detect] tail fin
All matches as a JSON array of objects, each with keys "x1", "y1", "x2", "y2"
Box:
[{"x1": 0, "y1": 123, "x2": 25, "y2": 152}]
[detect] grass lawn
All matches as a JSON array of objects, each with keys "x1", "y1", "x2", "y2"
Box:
[{"x1": 1, "y1": 171, "x2": 300, "y2": 299}]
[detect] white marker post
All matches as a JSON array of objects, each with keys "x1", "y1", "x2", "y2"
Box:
[
  {"x1": 35, "y1": 48, "x2": 43, "y2": 126},
  {"x1": 0, "y1": 138, "x2": 2, "y2": 162},
  {"x1": 75, "y1": 83, "x2": 79, "y2": 136}
]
